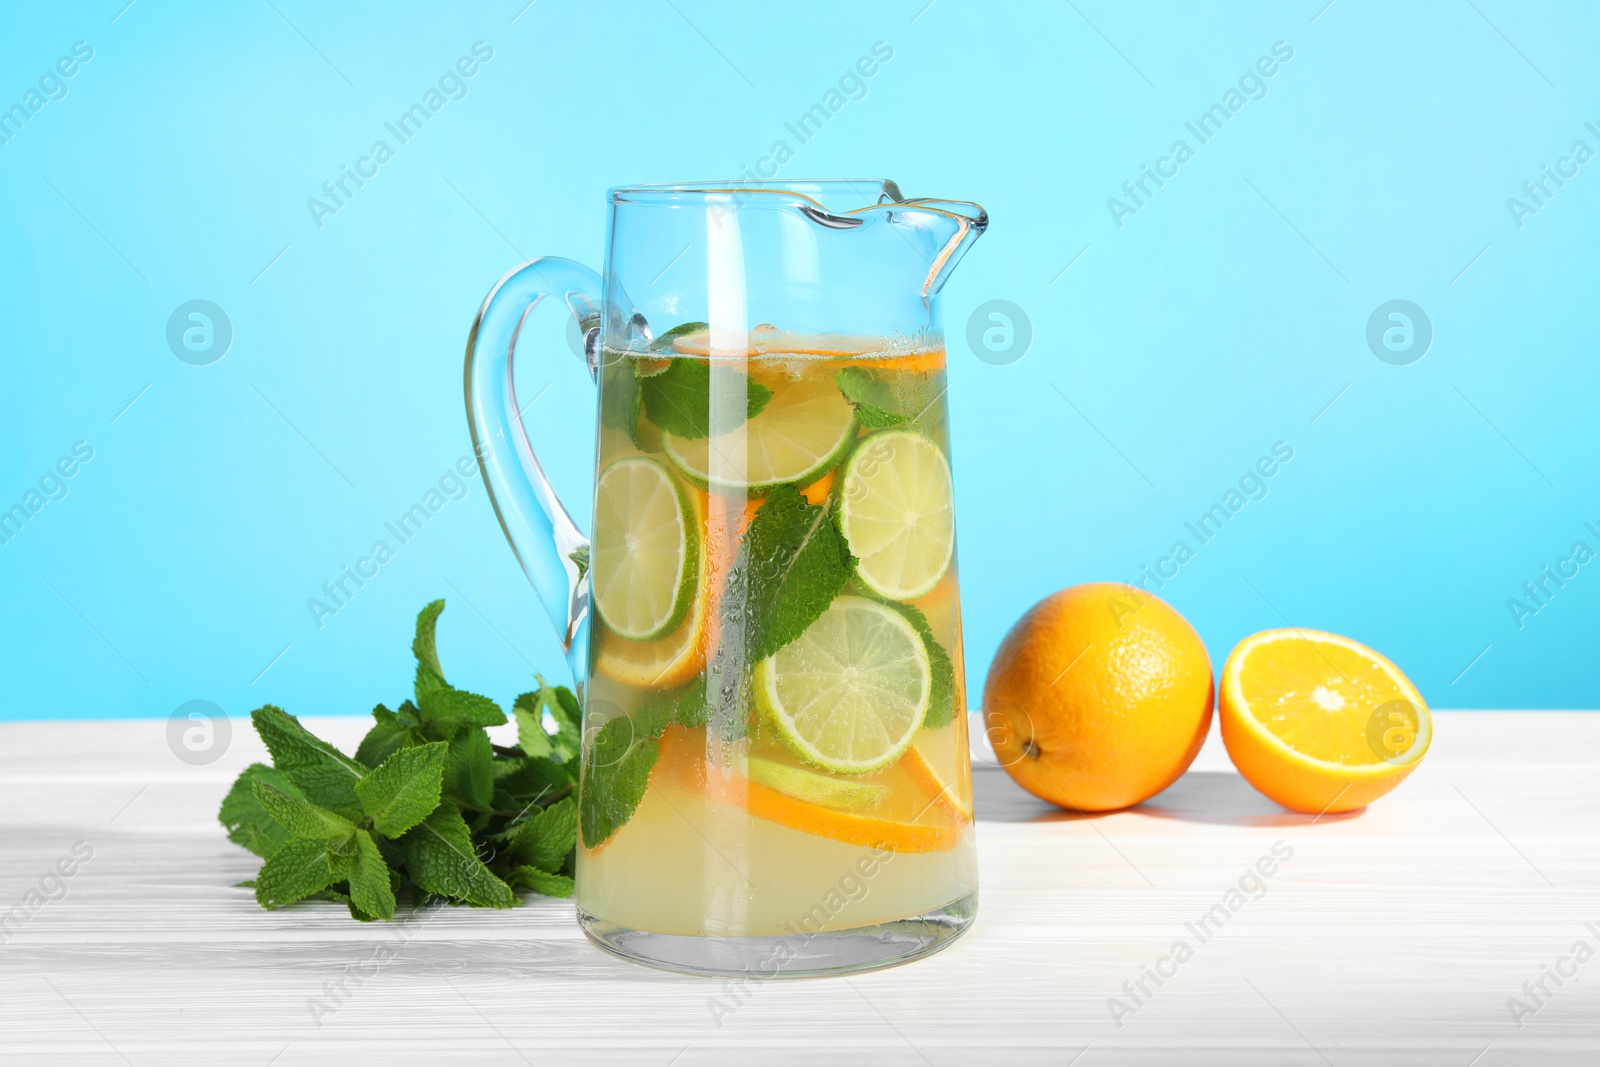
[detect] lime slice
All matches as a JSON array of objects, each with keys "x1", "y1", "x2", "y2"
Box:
[
  {"x1": 662, "y1": 375, "x2": 856, "y2": 490},
  {"x1": 591, "y1": 456, "x2": 699, "y2": 641},
  {"x1": 754, "y1": 596, "x2": 931, "y2": 774},
  {"x1": 838, "y1": 430, "x2": 955, "y2": 601},
  {"x1": 745, "y1": 755, "x2": 891, "y2": 811}
]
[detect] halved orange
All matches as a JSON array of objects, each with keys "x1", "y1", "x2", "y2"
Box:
[{"x1": 1220, "y1": 628, "x2": 1431, "y2": 814}]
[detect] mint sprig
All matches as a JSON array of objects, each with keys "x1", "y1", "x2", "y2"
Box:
[{"x1": 219, "y1": 600, "x2": 581, "y2": 921}]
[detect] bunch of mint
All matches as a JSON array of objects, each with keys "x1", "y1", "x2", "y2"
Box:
[{"x1": 218, "y1": 600, "x2": 579, "y2": 920}]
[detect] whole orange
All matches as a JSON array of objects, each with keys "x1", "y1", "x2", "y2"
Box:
[{"x1": 983, "y1": 583, "x2": 1214, "y2": 812}]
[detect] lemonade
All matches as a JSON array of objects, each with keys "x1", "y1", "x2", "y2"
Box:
[{"x1": 575, "y1": 327, "x2": 977, "y2": 970}]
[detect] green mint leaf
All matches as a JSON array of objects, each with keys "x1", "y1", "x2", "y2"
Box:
[
  {"x1": 508, "y1": 866, "x2": 573, "y2": 898},
  {"x1": 413, "y1": 599, "x2": 447, "y2": 688},
  {"x1": 648, "y1": 320, "x2": 709, "y2": 353},
  {"x1": 346, "y1": 829, "x2": 397, "y2": 920},
  {"x1": 889, "y1": 602, "x2": 956, "y2": 728},
  {"x1": 512, "y1": 691, "x2": 554, "y2": 759},
  {"x1": 251, "y1": 706, "x2": 366, "y2": 816},
  {"x1": 723, "y1": 484, "x2": 851, "y2": 662},
  {"x1": 837, "y1": 367, "x2": 907, "y2": 428},
  {"x1": 219, "y1": 763, "x2": 302, "y2": 858},
  {"x1": 508, "y1": 796, "x2": 577, "y2": 873},
  {"x1": 633, "y1": 678, "x2": 705, "y2": 734},
  {"x1": 525, "y1": 675, "x2": 582, "y2": 765},
  {"x1": 254, "y1": 837, "x2": 348, "y2": 909},
  {"x1": 401, "y1": 800, "x2": 515, "y2": 908},
  {"x1": 640, "y1": 358, "x2": 772, "y2": 439},
  {"x1": 414, "y1": 663, "x2": 450, "y2": 708},
  {"x1": 251, "y1": 779, "x2": 359, "y2": 841},
  {"x1": 580, "y1": 715, "x2": 660, "y2": 848},
  {"x1": 493, "y1": 755, "x2": 571, "y2": 805},
  {"x1": 355, "y1": 704, "x2": 421, "y2": 768},
  {"x1": 418, "y1": 686, "x2": 507, "y2": 729},
  {"x1": 600, "y1": 358, "x2": 642, "y2": 438},
  {"x1": 355, "y1": 741, "x2": 447, "y2": 837},
  {"x1": 446, "y1": 727, "x2": 494, "y2": 810}
]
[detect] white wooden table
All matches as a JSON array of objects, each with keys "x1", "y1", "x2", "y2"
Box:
[{"x1": 2, "y1": 711, "x2": 1596, "y2": 1065}]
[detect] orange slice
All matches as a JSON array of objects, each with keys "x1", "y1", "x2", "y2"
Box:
[
  {"x1": 658, "y1": 729, "x2": 961, "y2": 853},
  {"x1": 852, "y1": 350, "x2": 947, "y2": 375},
  {"x1": 1220, "y1": 628, "x2": 1432, "y2": 814},
  {"x1": 901, "y1": 742, "x2": 973, "y2": 822},
  {"x1": 594, "y1": 573, "x2": 709, "y2": 688}
]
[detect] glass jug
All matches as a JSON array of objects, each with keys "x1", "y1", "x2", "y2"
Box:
[{"x1": 465, "y1": 180, "x2": 985, "y2": 976}]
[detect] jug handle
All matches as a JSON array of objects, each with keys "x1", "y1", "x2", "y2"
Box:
[{"x1": 464, "y1": 257, "x2": 602, "y2": 679}]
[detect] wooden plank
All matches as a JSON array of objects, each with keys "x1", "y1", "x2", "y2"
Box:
[{"x1": 1, "y1": 712, "x2": 1597, "y2": 1065}]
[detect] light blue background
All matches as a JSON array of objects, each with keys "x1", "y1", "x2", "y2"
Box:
[{"x1": 3, "y1": 0, "x2": 1596, "y2": 721}]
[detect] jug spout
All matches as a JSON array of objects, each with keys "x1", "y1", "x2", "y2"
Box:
[
  {"x1": 885, "y1": 195, "x2": 988, "y2": 297},
  {"x1": 713, "y1": 178, "x2": 987, "y2": 299}
]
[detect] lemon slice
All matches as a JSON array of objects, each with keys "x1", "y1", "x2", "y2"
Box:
[
  {"x1": 838, "y1": 430, "x2": 955, "y2": 601},
  {"x1": 754, "y1": 596, "x2": 931, "y2": 775},
  {"x1": 591, "y1": 456, "x2": 698, "y2": 641},
  {"x1": 1220, "y1": 628, "x2": 1432, "y2": 814},
  {"x1": 661, "y1": 375, "x2": 856, "y2": 491}
]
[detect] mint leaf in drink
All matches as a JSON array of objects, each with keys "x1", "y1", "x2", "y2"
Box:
[
  {"x1": 508, "y1": 867, "x2": 574, "y2": 898},
  {"x1": 251, "y1": 706, "x2": 366, "y2": 816},
  {"x1": 413, "y1": 599, "x2": 447, "y2": 687},
  {"x1": 890, "y1": 602, "x2": 956, "y2": 728},
  {"x1": 836, "y1": 366, "x2": 946, "y2": 432},
  {"x1": 219, "y1": 764, "x2": 300, "y2": 858},
  {"x1": 355, "y1": 741, "x2": 446, "y2": 837},
  {"x1": 649, "y1": 320, "x2": 709, "y2": 353},
  {"x1": 580, "y1": 715, "x2": 660, "y2": 848},
  {"x1": 254, "y1": 837, "x2": 350, "y2": 909},
  {"x1": 641, "y1": 358, "x2": 772, "y2": 439},
  {"x1": 600, "y1": 358, "x2": 642, "y2": 438},
  {"x1": 252, "y1": 779, "x2": 360, "y2": 840},
  {"x1": 446, "y1": 727, "x2": 494, "y2": 809},
  {"x1": 402, "y1": 800, "x2": 515, "y2": 908},
  {"x1": 724, "y1": 483, "x2": 852, "y2": 662},
  {"x1": 418, "y1": 686, "x2": 507, "y2": 729},
  {"x1": 837, "y1": 367, "x2": 907, "y2": 429},
  {"x1": 346, "y1": 829, "x2": 397, "y2": 920},
  {"x1": 354, "y1": 704, "x2": 420, "y2": 768},
  {"x1": 508, "y1": 796, "x2": 577, "y2": 873}
]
